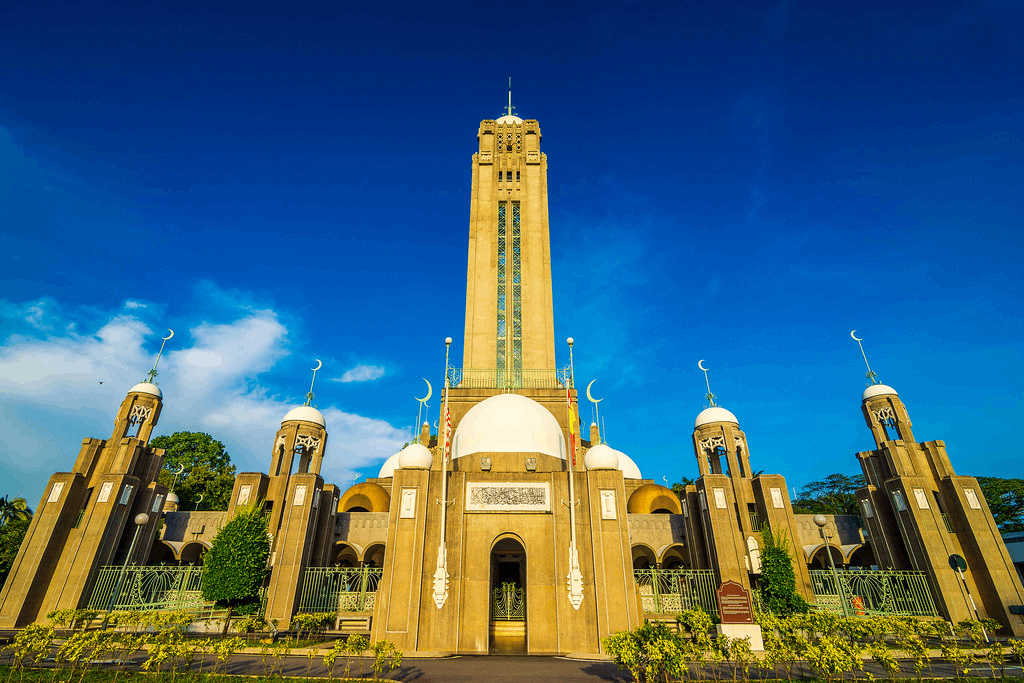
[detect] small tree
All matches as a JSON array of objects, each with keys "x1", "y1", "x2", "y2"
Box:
[
  {"x1": 202, "y1": 502, "x2": 269, "y2": 613},
  {"x1": 758, "y1": 524, "x2": 808, "y2": 615}
]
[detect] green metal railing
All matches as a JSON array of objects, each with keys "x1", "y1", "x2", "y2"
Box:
[
  {"x1": 942, "y1": 513, "x2": 954, "y2": 533},
  {"x1": 88, "y1": 564, "x2": 209, "y2": 611},
  {"x1": 634, "y1": 569, "x2": 719, "y2": 617},
  {"x1": 298, "y1": 566, "x2": 382, "y2": 614},
  {"x1": 809, "y1": 569, "x2": 939, "y2": 617},
  {"x1": 491, "y1": 582, "x2": 525, "y2": 621},
  {"x1": 446, "y1": 367, "x2": 572, "y2": 390}
]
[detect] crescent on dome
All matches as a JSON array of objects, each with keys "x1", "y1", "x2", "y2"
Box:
[
  {"x1": 312, "y1": 359, "x2": 323, "y2": 372},
  {"x1": 416, "y1": 378, "x2": 433, "y2": 404},
  {"x1": 698, "y1": 359, "x2": 709, "y2": 372},
  {"x1": 163, "y1": 329, "x2": 174, "y2": 341},
  {"x1": 850, "y1": 330, "x2": 863, "y2": 341},
  {"x1": 586, "y1": 379, "x2": 603, "y2": 404}
]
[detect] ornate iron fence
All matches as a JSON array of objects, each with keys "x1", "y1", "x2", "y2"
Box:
[
  {"x1": 633, "y1": 569, "x2": 719, "y2": 616},
  {"x1": 809, "y1": 569, "x2": 939, "y2": 617},
  {"x1": 491, "y1": 582, "x2": 525, "y2": 621},
  {"x1": 446, "y1": 367, "x2": 572, "y2": 390},
  {"x1": 88, "y1": 564, "x2": 208, "y2": 611},
  {"x1": 298, "y1": 566, "x2": 382, "y2": 614}
]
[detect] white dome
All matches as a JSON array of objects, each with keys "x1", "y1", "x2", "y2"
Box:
[
  {"x1": 496, "y1": 114, "x2": 524, "y2": 124},
  {"x1": 694, "y1": 406, "x2": 738, "y2": 429},
  {"x1": 398, "y1": 443, "x2": 433, "y2": 469},
  {"x1": 165, "y1": 492, "x2": 179, "y2": 505},
  {"x1": 129, "y1": 382, "x2": 162, "y2": 398},
  {"x1": 452, "y1": 394, "x2": 565, "y2": 460},
  {"x1": 615, "y1": 450, "x2": 643, "y2": 479},
  {"x1": 862, "y1": 384, "x2": 898, "y2": 401},
  {"x1": 282, "y1": 405, "x2": 326, "y2": 427},
  {"x1": 584, "y1": 444, "x2": 619, "y2": 470},
  {"x1": 377, "y1": 452, "x2": 401, "y2": 478}
]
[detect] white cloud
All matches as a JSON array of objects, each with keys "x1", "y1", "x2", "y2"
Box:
[
  {"x1": 335, "y1": 364, "x2": 386, "y2": 383},
  {"x1": 124, "y1": 300, "x2": 146, "y2": 309},
  {"x1": 0, "y1": 297, "x2": 405, "y2": 503}
]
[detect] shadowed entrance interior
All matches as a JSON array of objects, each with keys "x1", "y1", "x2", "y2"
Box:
[{"x1": 489, "y1": 536, "x2": 526, "y2": 654}]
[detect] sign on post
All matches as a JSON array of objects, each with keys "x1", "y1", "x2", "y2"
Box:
[{"x1": 716, "y1": 580, "x2": 754, "y2": 625}]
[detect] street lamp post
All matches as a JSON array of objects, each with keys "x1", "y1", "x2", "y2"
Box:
[
  {"x1": 106, "y1": 512, "x2": 150, "y2": 612},
  {"x1": 813, "y1": 514, "x2": 850, "y2": 618}
]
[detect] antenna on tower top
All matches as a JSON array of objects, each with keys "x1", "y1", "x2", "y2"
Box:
[
  {"x1": 502, "y1": 77, "x2": 517, "y2": 118},
  {"x1": 698, "y1": 359, "x2": 717, "y2": 407},
  {"x1": 143, "y1": 329, "x2": 174, "y2": 384},
  {"x1": 305, "y1": 359, "x2": 322, "y2": 406},
  {"x1": 850, "y1": 330, "x2": 880, "y2": 385}
]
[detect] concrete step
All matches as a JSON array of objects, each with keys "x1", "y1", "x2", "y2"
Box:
[{"x1": 489, "y1": 620, "x2": 526, "y2": 637}]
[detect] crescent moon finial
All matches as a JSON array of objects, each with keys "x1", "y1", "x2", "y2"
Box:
[
  {"x1": 850, "y1": 330, "x2": 862, "y2": 342},
  {"x1": 585, "y1": 379, "x2": 603, "y2": 404},
  {"x1": 163, "y1": 329, "x2": 174, "y2": 341},
  {"x1": 850, "y1": 330, "x2": 880, "y2": 385},
  {"x1": 415, "y1": 378, "x2": 433, "y2": 404},
  {"x1": 144, "y1": 328, "x2": 175, "y2": 384},
  {"x1": 305, "y1": 359, "x2": 322, "y2": 406},
  {"x1": 698, "y1": 359, "x2": 717, "y2": 407},
  {"x1": 174, "y1": 464, "x2": 185, "y2": 476},
  {"x1": 312, "y1": 359, "x2": 323, "y2": 372}
]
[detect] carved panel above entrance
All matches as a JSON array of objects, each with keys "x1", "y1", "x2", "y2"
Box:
[{"x1": 465, "y1": 482, "x2": 550, "y2": 512}]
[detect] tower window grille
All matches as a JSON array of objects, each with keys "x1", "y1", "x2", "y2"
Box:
[
  {"x1": 511, "y1": 202, "x2": 522, "y2": 383},
  {"x1": 496, "y1": 203, "x2": 507, "y2": 376}
]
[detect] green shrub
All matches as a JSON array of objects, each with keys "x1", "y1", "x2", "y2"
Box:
[
  {"x1": 758, "y1": 525, "x2": 808, "y2": 616},
  {"x1": 370, "y1": 639, "x2": 403, "y2": 680},
  {"x1": 201, "y1": 502, "x2": 269, "y2": 610}
]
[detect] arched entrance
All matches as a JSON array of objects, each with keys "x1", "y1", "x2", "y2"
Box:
[{"x1": 489, "y1": 536, "x2": 526, "y2": 654}]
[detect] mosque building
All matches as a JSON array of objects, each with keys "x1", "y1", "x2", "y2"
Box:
[{"x1": 2, "y1": 100, "x2": 1023, "y2": 653}]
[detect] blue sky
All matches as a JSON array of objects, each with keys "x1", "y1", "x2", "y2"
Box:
[{"x1": 2, "y1": 0, "x2": 1022, "y2": 505}]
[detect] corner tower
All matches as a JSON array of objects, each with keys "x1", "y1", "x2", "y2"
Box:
[{"x1": 463, "y1": 104, "x2": 556, "y2": 376}]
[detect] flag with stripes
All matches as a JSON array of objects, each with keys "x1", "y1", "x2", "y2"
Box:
[
  {"x1": 566, "y1": 386, "x2": 577, "y2": 466},
  {"x1": 444, "y1": 405, "x2": 452, "y2": 462}
]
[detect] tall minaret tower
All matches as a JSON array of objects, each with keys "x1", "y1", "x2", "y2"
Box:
[{"x1": 463, "y1": 88, "x2": 556, "y2": 376}]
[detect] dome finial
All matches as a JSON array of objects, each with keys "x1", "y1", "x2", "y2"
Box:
[
  {"x1": 304, "y1": 359, "x2": 322, "y2": 406},
  {"x1": 698, "y1": 359, "x2": 717, "y2": 407},
  {"x1": 142, "y1": 329, "x2": 174, "y2": 385},
  {"x1": 414, "y1": 378, "x2": 432, "y2": 445},
  {"x1": 850, "y1": 330, "x2": 880, "y2": 386},
  {"x1": 506, "y1": 77, "x2": 516, "y2": 118}
]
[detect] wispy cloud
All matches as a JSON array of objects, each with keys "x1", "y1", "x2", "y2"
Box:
[
  {"x1": 335, "y1": 364, "x2": 386, "y2": 383},
  {"x1": 0, "y1": 293, "x2": 405, "y2": 501}
]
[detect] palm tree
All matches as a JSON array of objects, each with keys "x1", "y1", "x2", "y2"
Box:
[{"x1": 0, "y1": 496, "x2": 32, "y2": 526}]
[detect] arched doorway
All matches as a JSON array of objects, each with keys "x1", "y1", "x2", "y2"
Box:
[{"x1": 489, "y1": 536, "x2": 526, "y2": 654}]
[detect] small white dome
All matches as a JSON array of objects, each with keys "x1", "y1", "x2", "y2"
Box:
[
  {"x1": 694, "y1": 406, "x2": 738, "y2": 429},
  {"x1": 584, "y1": 444, "x2": 619, "y2": 470},
  {"x1": 129, "y1": 382, "x2": 162, "y2": 398},
  {"x1": 398, "y1": 443, "x2": 433, "y2": 469},
  {"x1": 496, "y1": 114, "x2": 524, "y2": 124},
  {"x1": 282, "y1": 405, "x2": 326, "y2": 427},
  {"x1": 862, "y1": 384, "x2": 898, "y2": 401},
  {"x1": 615, "y1": 450, "x2": 643, "y2": 479},
  {"x1": 452, "y1": 393, "x2": 565, "y2": 460},
  {"x1": 165, "y1": 492, "x2": 179, "y2": 504},
  {"x1": 377, "y1": 452, "x2": 401, "y2": 478}
]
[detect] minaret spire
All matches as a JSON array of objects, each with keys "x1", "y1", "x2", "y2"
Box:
[
  {"x1": 304, "y1": 359, "x2": 322, "y2": 406},
  {"x1": 698, "y1": 359, "x2": 717, "y2": 407},
  {"x1": 850, "y1": 330, "x2": 880, "y2": 385},
  {"x1": 143, "y1": 329, "x2": 174, "y2": 384},
  {"x1": 507, "y1": 77, "x2": 513, "y2": 117}
]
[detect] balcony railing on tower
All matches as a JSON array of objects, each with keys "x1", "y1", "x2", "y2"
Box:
[{"x1": 446, "y1": 367, "x2": 573, "y2": 390}]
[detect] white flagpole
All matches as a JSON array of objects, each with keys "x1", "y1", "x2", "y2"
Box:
[
  {"x1": 565, "y1": 338, "x2": 583, "y2": 610},
  {"x1": 432, "y1": 337, "x2": 453, "y2": 609}
]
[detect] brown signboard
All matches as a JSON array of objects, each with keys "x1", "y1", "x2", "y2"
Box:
[{"x1": 716, "y1": 580, "x2": 754, "y2": 624}]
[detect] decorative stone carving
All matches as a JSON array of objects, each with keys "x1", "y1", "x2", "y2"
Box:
[
  {"x1": 128, "y1": 404, "x2": 153, "y2": 425},
  {"x1": 871, "y1": 406, "x2": 897, "y2": 425},
  {"x1": 699, "y1": 435, "x2": 726, "y2": 453},
  {"x1": 465, "y1": 482, "x2": 550, "y2": 512},
  {"x1": 295, "y1": 434, "x2": 321, "y2": 453}
]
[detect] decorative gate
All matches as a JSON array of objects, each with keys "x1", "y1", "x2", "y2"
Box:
[
  {"x1": 88, "y1": 564, "x2": 208, "y2": 611},
  {"x1": 634, "y1": 569, "x2": 719, "y2": 616},
  {"x1": 298, "y1": 566, "x2": 382, "y2": 613},
  {"x1": 809, "y1": 569, "x2": 939, "y2": 616},
  {"x1": 491, "y1": 582, "x2": 525, "y2": 621}
]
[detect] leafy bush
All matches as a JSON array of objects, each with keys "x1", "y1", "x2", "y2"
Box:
[
  {"x1": 370, "y1": 639, "x2": 403, "y2": 679},
  {"x1": 290, "y1": 611, "x2": 334, "y2": 640},
  {"x1": 758, "y1": 525, "x2": 808, "y2": 616},
  {"x1": 201, "y1": 502, "x2": 269, "y2": 610}
]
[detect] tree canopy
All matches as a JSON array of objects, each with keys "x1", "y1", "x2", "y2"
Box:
[
  {"x1": 0, "y1": 496, "x2": 32, "y2": 527},
  {"x1": 758, "y1": 524, "x2": 808, "y2": 615},
  {"x1": 976, "y1": 477, "x2": 1024, "y2": 533},
  {"x1": 150, "y1": 432, "x2": 237, "y2": 511},
  {"x1": 202, "y1": 502, "x2": 269, "y2": 613},
  {"x1": 791, "y1": 473, "x2": 865, "y2": 515}
]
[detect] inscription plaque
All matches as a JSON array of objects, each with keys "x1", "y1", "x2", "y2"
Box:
[
  {"x1": 465, "y1": 482, "x2": 550, "y2": 512},
  {"x1": 716, "y1": 580, "x2": 754, "y2": 625}
]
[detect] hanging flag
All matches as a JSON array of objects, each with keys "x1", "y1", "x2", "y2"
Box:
[
  {"x1": 566, "y1": 386, "x2": 577, "y2": 466},
  {"x1": 444, "y1": 405, "x2": 452, "y2": 462}
]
